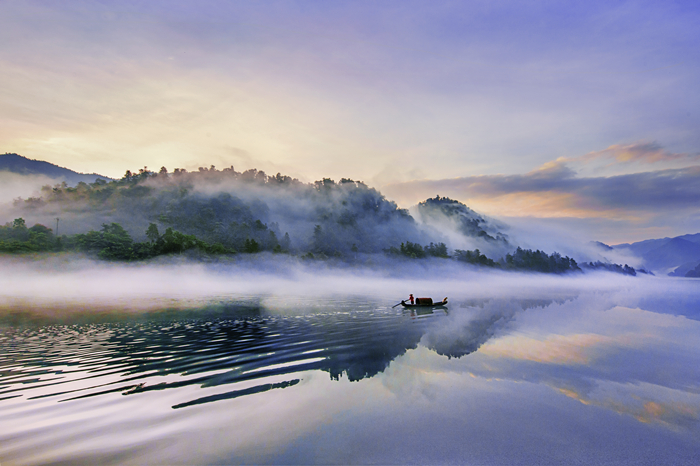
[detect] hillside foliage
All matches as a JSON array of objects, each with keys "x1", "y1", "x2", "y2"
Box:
[{"x1": 2, "y1": 165, "x2": 635, "y2": 275}]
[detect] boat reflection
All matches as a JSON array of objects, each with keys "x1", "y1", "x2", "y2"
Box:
[{"x1": 403, "y1": 307, "x2": 449, "y2": 319}]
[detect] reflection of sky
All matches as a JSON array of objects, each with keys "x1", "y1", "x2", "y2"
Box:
[
  {"x1": 264, "y1": 295, "x2": 700, "y2": 465},
  {"x1": 4, "y1": 282, "x2": 699, "y2": 464},
  {"x1": 458, "y1": 302, "x2": 700, "y2": 427},
  {"x1": 239, "y1": 292, "x2": 700, "y2": 464}
]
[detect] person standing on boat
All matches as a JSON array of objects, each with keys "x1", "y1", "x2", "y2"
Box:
[{"x1": 408, "y1": 294, "x2": 414, "y2": 305}]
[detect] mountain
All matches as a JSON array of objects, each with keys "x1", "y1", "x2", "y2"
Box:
[
  {"x1": 414, "y1": 195, "x2": 510, "y2": 257},
  {"x1": 686, "y1": 263, "x2": 700, "y2": 278},
  {"x1": 613, "y1": 237, "x2": 673, "y2": 257},
  {"x1": 590, "y1": 241, "x2": 613, "y2": 251},
  {"x1": 643, "y1": 238, "x2": 700, "y2": 273},
  {"x1": 613, "y1": 235, "x2": 700, "y2": 274},
  {"x1": 0, "y1": 162, "x2": 644, "y2": 274},
  {"x1": 0, "y1": 153, "x2": 112, "y2": 186},
  {"x1": 0, "y1": 155, "x2": 675, "y2": 275},
  {"x1": 8, "y1": 167, "x2": 435, "y2": 254},
  {"x1": 676, "y1": 233, "x2": 700, "y2": 244},
  {"x1": 416, "y1": 196, "x2": 509, "y2": 243},
  {"x1": 668, "y1": 260, "x2": 700, "y2": 277}
]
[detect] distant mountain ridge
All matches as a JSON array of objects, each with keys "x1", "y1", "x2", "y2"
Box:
[
  {"x1": 0, "y1": 153, "x2": 112, "y2": 186},
  {"x1": 611, "y1": 233, "x2": 700, "y2": 275}
]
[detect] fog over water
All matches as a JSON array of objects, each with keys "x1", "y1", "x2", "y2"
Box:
[
  {"x1": 1, "y1": 255, "x2": 699, "y2": 464},
  {"x1": 0, "y1": 253, "x2": 664, "y2": 312}
]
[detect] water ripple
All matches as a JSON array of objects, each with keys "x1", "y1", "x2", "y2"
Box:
[{"x1": 0, "y1": 301, "x2": 445, "y2": 412}]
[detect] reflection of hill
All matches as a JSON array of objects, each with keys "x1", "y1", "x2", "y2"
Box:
[
  {"x1": 1, "y1": 299, "x2": 565, "y2": 410},
  {"x1": 422, "y1": 299, "x2": 561, "y2": 358},
  {"x1": 0, "y1": 305, "x2": 432, "y2": 409}
]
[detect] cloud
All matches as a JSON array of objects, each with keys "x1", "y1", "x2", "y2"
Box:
[
  {"x1": 579, "y1": 142, "x2": 699, "y2": 165},
  {"x1": 382, "y1": 141, "x2": 700, "y2": 243},
  {"x1": 385, "y1": 162, "x2": 700, "y2": 214},
  {"x1": 2, "y1": 1, "x2": 700, "y2": 185},
  {"x1": 556, "y1": 142, "x2": 700, "y2": 178}
]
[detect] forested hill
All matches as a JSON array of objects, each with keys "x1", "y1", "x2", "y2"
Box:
[
  {"x1": 2, "y1": 164, "x2": 638, "y2": 274},
  {"x1": 0, "y1": 153, "x2": 112, "y2": 185},
  {"x1": 9, "y1": 166, "x2": 435, "y2": 256},
  {"x1": 417, "y1": 196, "x2": 509, "y2": 245}
]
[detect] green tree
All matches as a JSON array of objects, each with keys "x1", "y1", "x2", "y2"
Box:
[
  {"x1": 161, "y1": 227, "x2": 199, "y2": 254},
  {"x1": 243, "y1": 238, "x2": 260, "y2": 253},
  {"x1": 146, "y1": 223, "x2": 160, "y2": 243},
  {"x1": 74, "y1": 223, "x2": 135, "y2": 260},
  {"x1": 425, "y1": 242, "x2": 449, "y2": 258},
  {"x1": 399, "y1": 241, "x2": 426, "y2": 258}
]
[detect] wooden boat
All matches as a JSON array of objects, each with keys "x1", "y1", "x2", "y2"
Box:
[{"x1": 400, "y1": 297, "x2": 448, "y2": 308}]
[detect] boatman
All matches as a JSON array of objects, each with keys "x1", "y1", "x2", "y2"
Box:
[{"x1": 408, "y1": 294, "x2": 414, "y2": 305}]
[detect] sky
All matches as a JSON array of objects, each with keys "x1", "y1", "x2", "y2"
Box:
[{"x1": 1, "y1": 0, "x2": 699, "y2": 243}]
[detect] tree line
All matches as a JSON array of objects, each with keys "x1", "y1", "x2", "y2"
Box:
[
  {"x1": 2, "y1": 217, "x2": 645, "y2": 275},
  {"x1": 4, "y1": 165, "x2": 638, "y2": 275},
  {"x1": 0, "y1": 219, "x2": 279, "y2": 259},
  {"x1": 388, "y1": 241, "x2": 583, "y2": 274}
]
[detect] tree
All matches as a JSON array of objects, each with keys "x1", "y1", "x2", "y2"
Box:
[
  {"x1": 312, "y1": 225, "x2": 324, "y2": 252},
  {"x1": 454, "y1": 248, "x2": 495, "y2": 266},
  {"x1": 146, "y1": 223, "x2": 160, "y2": 243},
  {"x1": 267, "y1": 230, "x2": 279, "y2": 251},
  {"x1": 399, "y1": 241, "x2": 426, "y2": 258},
  {"x1": 244, "y1": 238, "x2": 260, "y2": 253},
  {"x1": 281, "y1": 232, "x2": 291, "y2": 251},
  {"x1": 425, "y1": 242, "x2": 449, "y2": 258},
  {"x1": 28, "y1": 224, "x2": 54, "y2": 251},
  {"x1": 10, "y1": 218, "x2": 29, "y2": 242},
  {"x1": 161, "y1": 227, "x2": 199, "y2": 254},
  {"x1": 73, "y1": 223, "x2": 136, "y2": 260}
]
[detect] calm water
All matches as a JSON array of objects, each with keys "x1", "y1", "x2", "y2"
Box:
[{"x1": 2, "y1": 283, "x2": 700, "y2": 465}]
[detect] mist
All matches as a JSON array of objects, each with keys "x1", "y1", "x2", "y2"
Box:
[
  {"x1": 495, "y1": 215, "x2": 646, "y2": 267},
  {"x1": 0, "y1": 252, "x2": 668, "y2": 316},
  {"x1": 1, "y1": 167, "x2": 659, "y2": 275},
  {"x1": 3, "y1": 251, "x2": 699, "y2": 465},
  {"x1": 0, "y1": 172, "x2": 58, "y2": 205}
]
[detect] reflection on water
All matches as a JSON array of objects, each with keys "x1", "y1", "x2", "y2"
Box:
[
  {"x1": 0, "y1": 300, "x2": 445, "y2": 412},
  {"x1": 2, "y1": 291, "x2": 700, "y2": 465}
]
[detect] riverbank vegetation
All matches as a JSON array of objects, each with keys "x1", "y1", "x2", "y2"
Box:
[{"x1": 1, "y1": 216, "x2": 610, "y2": 275}]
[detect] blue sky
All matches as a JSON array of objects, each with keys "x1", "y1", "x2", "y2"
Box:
[{"x1": 1, "y1": 1, "x2": 699, "y2": 242}]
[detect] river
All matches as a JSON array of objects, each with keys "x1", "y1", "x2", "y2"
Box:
[{"x1": 1, "y1": 268, "x2": 699, "y2": 465}]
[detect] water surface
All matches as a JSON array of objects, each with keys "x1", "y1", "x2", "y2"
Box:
[{"x1": 1, "y1": 282, "x2": 700, "y2": 465}]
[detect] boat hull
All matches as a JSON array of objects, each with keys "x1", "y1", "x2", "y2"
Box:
[{"x1": 400, "y1": 301, "x2": 447, "y2": 309}]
